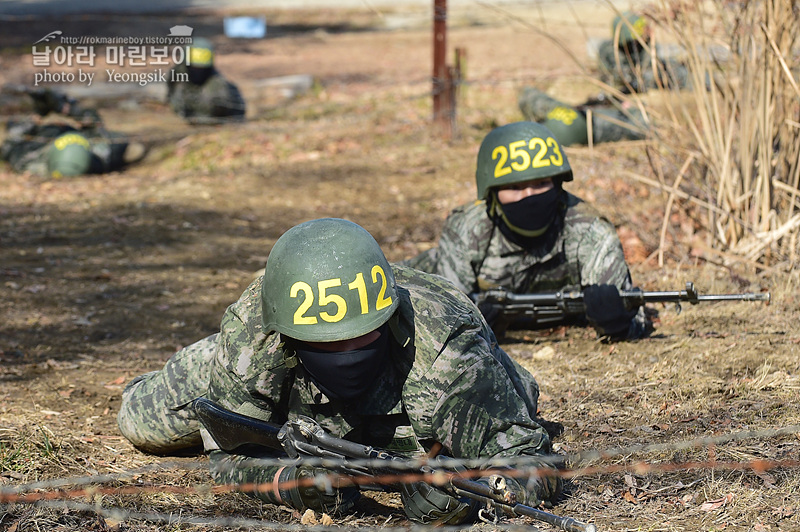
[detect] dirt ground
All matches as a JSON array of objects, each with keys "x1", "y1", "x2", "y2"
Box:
[{"x1": 1, "y1": 3, "x2": 799, "y2": 532}]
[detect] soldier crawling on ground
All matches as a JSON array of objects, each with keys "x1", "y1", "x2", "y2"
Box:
[
  {"x1": 166, "y1": 37, "x2": 246, "y2": 124},
  {"x1": 596, "y1": 10, "x2": 690, "y2": 94},
  {"x1": 517, "y1": 11, "x2": 692, "y2": 148},
  {"x1": 117, "y1": 218, "x2": 564, "y2": 526},
  {"x1": 0, "y1": 86, "x2": 145, "y2": 177},
  {"x1": 401, "y1": 121, "x2": 652, "y2": 341},
  {"x1": 517, "y1": 86, "x2": 649, "y2": 147}
]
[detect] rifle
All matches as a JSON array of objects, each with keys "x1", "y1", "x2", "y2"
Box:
[
  {"x1": 472, "y1": 281, "x2": 770, "y2": 337},
  {"x1": 193, "y1": 398, "x2": 597, "y2": 532}
]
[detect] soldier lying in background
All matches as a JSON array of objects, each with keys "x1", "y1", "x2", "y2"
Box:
[
  {"x1": 518, "y1": 87, "x2": 649, "y2": 146},
  {"x1": 0, "y1": 86, "x2": 145, "y2": 177},
  {"x1": 597, "y1": 11, "x2": 690, "y2": 94},
  {"x1": 167, "y1": 37, "x2": 246, "y2": 124},
  {"x1": 401, "y1": 121, "x2": 652, "y2": 341},
  {"x1": 117, "y1": 218, "x2": 564, "y2": 526}
]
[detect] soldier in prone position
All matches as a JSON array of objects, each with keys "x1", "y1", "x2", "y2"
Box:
[
  {"x1": 401, "y1": 121, "x2": 651, "y2": 341},
  {"x1": 597, "y1": 11, "x2": 690, "y2": 94},
  {"x1": 0, "y1": 87, "x2": 145, "y2": 177},
  {"x1": 167, "y1": 37, "x2": 246, "y2": 124},
  {"x1": 518, "y1": 87, "x2": 650, "y2": 147},
  {"x1": 117, "y1": 218, "x2": 562, "y2": 525}
]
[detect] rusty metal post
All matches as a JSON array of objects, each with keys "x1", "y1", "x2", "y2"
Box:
[{"x1": 433, "y1": 0, "x2": 449, "y2": 136}]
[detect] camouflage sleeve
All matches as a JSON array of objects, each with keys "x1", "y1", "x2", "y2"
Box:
[
  {"x1": 396, "y1": 248, "x2": 439, "y2": 273},
  {"x1": 596, "y1": 39, "x2": 617, "y2": 83},
  {"x1": 518, "y1": 86, "x2": 564, "y2": 123},
  {"x1": 203, "y1": 76, "x2": 246, "y2": 118},
  {"x1": 205, "y1": 278, "x2": 288, "y2": 429},
  {"x1": 201, "y1": 283, "x2": 293, "y2": 495},
  {"x1": 575, "y1": 217, "x2": 632, "y2": 289},
  {"x1": 400, "y1": 296, "x2": 550, "y2": 460},
  {"x1": 574, "y1": 217, "x2": 652, "y2": 339},
  {"x1": 207, "y1": 449, "x2": 283, "y2": 505},
  {"x1": 431, "y1": 337, "x2": 551, "y2": 460},
  {"x1": 434, "y1": 208, "x2": 483, "y2": 294}
]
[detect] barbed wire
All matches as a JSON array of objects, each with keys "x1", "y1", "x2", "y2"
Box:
[
  {"x1": 2, "y1": 421, "x2": 799, "y2": 532},
  {"x1": 8, "y1": 498, "x2": 558, "y2": 532}
]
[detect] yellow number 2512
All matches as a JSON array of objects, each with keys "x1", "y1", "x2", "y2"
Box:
[{"x1": 290, "y1": 265, "x2": 393, "y2": 325}]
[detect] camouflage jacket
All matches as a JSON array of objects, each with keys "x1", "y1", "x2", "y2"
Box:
[
  {"x1": 402, "y1": 192, "x2": 633, "y2": 295},
  {"x1": 203, "y1": 265, "x2": 550, "y2": 489},
  {"x1": 167, "y1": 65, "x2": 246, "y2": 123}
]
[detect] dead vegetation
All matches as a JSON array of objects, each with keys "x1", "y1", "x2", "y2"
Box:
[{"x1": 1, "y1": 3, "x2": 799, "y2": 531}]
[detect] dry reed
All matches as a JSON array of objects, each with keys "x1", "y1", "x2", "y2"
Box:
[{"x1": 644, "y1": 0, "x2": 800, "y2": 271}]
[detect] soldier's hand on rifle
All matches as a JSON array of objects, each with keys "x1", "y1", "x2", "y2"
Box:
[
  {"x1": 583, "y1": 283, "x2": 636, "y2": 340},
  {"x1": 269, "y1": 464, "x2": 360, "y2": 516},
  {"x1": 400, "y1": 480, "x2": 477, "y2": 525}
]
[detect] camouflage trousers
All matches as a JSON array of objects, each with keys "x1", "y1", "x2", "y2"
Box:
[{"x1": 117, "y1": 334, "x2": 217, "y2": 454}]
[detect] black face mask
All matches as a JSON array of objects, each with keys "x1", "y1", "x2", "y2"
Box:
[
  {"x1": 187, "y1": 66, "x2": 214, "y2": 86},
  {"x1": 294, "y1": 324, "x2": 389, "y2": 400},
  {"x1": 493, "y1": 185, "x2": 562, "y2": 238}
]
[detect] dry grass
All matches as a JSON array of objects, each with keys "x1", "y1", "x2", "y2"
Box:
[{"x1": 638, "y1": 0, "x2": 800, "y2": 271}]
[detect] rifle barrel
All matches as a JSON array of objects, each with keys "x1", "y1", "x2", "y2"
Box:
[
  {"x1": 450, "y1": 477, "x2": 596, "y2": 532},
  {"x1": 511, "y1": 503, "x2": 597, "y2": 532},
  {"x1": 621, "y1": 290, "x2": 771, "y2": 304}
]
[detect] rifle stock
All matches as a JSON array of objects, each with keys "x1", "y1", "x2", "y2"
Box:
[
  {"x1": 194, "y1": 397, "x2": 282, "y2": 451},
  {"x1": 192, "y1": 398, "x2": 596, "y2": 532}
]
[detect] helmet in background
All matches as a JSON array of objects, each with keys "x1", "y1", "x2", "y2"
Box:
[{"x1": 47, "y1": 132, "x2": 92, "y2": 177}]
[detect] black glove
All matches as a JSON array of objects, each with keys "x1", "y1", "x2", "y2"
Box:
[
  {"x1": 400, "y1": 481, "x2": 477, "y2": 525},
  {"x1": 583, "y1": 284, "x2": 636, "y2": 339},
  {"x1": 272, "y1": 464, "x2": 360, "y2": 515}
]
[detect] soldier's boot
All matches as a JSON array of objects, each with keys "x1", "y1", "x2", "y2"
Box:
[{"x1": 122, "y1": 142, "x2": 147, "y2": 165}]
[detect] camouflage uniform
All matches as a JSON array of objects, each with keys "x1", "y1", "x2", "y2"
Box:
[
  {"x1": 118, "y1": 265, "x2": 550, "y2": 490},
  {"x1": 518, "y1": 87, "x2": 648, "y2": 145},
  {"x1": 403, "y1": 193, "x2": 631, "y2": 294},
  {"x1": 167, "y1": 64, "x2": 246, "y2": 124},
  {"x1": 0, "y1": 121, "x2": 130, "y2": 176},
  {"x1": 597, "y1": 39, "x2": 690, "y2": 93},
  {"x1": 401, "y1": 194, "x2": 649, "y2": 337}
]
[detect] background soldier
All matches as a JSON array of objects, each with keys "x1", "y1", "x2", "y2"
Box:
[
  {"x1": 0, "y1": 87, "x2": 145, "y2": 177},
  {"x1": 401, "y1": 122, "x2": 650, "y2": 340},
  {"x1": 167, "y1": 37, "x2": 247, "y2": 124},
  {"x1": 117, "y1": 218, "x2": 562, "y2": 525},
  {"x1": 597, "y1": 11, "x2": 690, "y2": 94},
  {"x1": 518, "y1": 86, "x2": 649, "y2": 146}
]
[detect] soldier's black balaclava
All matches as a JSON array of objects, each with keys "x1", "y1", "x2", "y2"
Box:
[
  {"x1": 294, "y1": 323, "x2": 389, "y2": 400},
  {"x1": 489, "y1": 181, "x2": 564, "y2": 248},
  {"x1": 187, "y1": 66, "x2": 214, "y2": 86}
]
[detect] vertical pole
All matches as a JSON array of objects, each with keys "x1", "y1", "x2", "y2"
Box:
[
  {"x1": 433, "y1": 0, "x2": 449, "y2": 136},
  {"x1": 450, "y1": 47, "x2": 466, "y2": 137}
]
